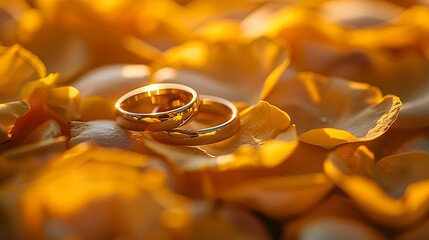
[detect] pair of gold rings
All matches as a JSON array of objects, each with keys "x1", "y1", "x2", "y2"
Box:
[{"x1": 115, "y1": 83, "x2": 240, "y2": 145}]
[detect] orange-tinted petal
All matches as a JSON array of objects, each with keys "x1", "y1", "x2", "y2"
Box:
[{"x1": 72, "y1": 64, "x2": 150, "y2": 121}]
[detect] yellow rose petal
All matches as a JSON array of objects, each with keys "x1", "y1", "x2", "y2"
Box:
[
  {"x1": 143, "y1": 101, "x2": 297, "y2": 171},
  {"x1": 265, "y1": 72, "x2": 402, "y2": 149},
  {"x1": 154, "y1": 37, "x2": 289, "y2": 104},
  {"x1": 325, "y1": 146, "x2": 429, "y2": 228},
  {"x1": 0, "y1": 100, "x2": 30, "y2": 132},
  {"x1": 0, "y1": 44, "x2": 46, "y2": 102}
]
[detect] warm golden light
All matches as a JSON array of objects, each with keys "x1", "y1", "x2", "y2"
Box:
[{"x1": 0, "y1": 0, "x2": 428, "y2": 239}]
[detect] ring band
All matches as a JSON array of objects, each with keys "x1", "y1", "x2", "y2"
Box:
[
  {"x1": 150, "y1": 95, "x2": 240, "y2": 145},
  {"x1": 115, "y1": 83, "x2": 200, "y2": 131}
]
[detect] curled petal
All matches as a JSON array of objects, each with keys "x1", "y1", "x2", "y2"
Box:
[
  {"x1": 0, "y1": 100, "x2": 30, "y2": 142},
  {"x1": 0, "y1": 45, "x2": 46, "y2": 102},
  {"x1": 143, "y1": 101, "x2": 297, "y2": 171},
  {"x1": 72, "y1": 64, "x2": 150, "y2": 121},
  {"x1": 325, "y1": 145, "x2": 429, "y2": 228},
  {"x1": 398, "y1": 216, "x2": 429, "y2": 240},
  {"x1": 265, "y1": 73, "x2": 402, "y2": 148},
  {"x1": 20, "y1": 73, "x2": 81, "y2": 120}
]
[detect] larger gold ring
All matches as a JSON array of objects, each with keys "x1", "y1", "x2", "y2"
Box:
[
  {"x1": 115, "y1": 83, "x2": 200, "y2": 131},
  {"x1": 150, "y1": 95, "x2": 240, "y2": 145}
]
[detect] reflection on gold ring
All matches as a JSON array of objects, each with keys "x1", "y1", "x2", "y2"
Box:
[
  {"x1": 115, "y1": 83, "x2": 200, "y2": 131},
  {"x1": 150, "y1": 95, "x2": 240, "y2": 145}
]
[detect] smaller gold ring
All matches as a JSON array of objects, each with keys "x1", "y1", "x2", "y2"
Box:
[
  {"x1": 115, "y1": 83, "x2": 200, "y2": 131},
  {"x1": 150, "y1": 95, "x2": 240, "y2": 145}
]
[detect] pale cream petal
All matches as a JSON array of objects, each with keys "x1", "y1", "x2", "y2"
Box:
[
  {"x1": 365, "y1": 127, "x2": 429, "y2": 160},
  {"x1": 0, "y1": 1, "x2": 89, "y2": 82},
  {"x1": 0, "y1": 100, "x2": 30, "y2": 143},
  {"x1": 325, "y1": 146, "x2": 429, "y2": 228},
  {"x1": 0, "y1": 100, "x2": 30, "y2": 135},
  {"x1": 72, "y1": 64, "x2": 151, "y2": 100},
  {"x1": 69, "y1": 120, "x2": 142, "y2": 149},
  {"x1": 264, "y1": 72, "x2": 402, "y2": 148},
  {"x1": 286, "y1": 218, "x2": 385, "y2": 240}
]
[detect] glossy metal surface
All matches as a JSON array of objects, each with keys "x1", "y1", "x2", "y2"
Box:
[
  {"x1": 115, "y1": 83, "x2": 200, "y2": 131},
  {"x1": 150, "y1": 95, "x2": 240, "y2": 145}
]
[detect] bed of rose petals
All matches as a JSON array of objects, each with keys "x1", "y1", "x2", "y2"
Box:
[{"x1": 1, "y1": 0, "x2": 429, "y2": 239}]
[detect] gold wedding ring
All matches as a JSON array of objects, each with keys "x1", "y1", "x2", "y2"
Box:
[
  {"x1": 115, "y1": 83, "x2": 200, "y2": 131},
  {"x1": 150, "y1": 95, "x2": 240, "y2": 145}
]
